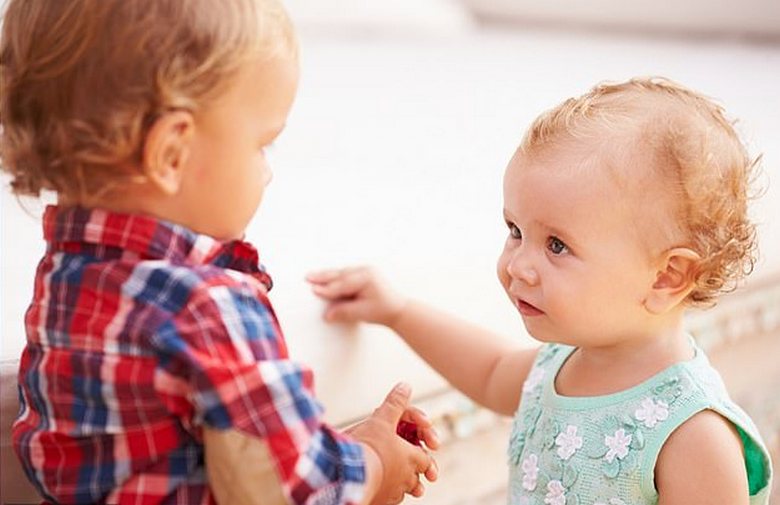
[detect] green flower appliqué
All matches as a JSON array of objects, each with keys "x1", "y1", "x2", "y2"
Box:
[{"x1": 651, "y1": 376, "x2": 687, "y2": 405}]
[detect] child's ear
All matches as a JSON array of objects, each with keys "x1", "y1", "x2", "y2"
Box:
[
  {"x1": 643, "y1": 247, "x2": 701, "y2": 314},
  {"x1": 143, "y1": 110, "x2": 195, "y2": 195}
]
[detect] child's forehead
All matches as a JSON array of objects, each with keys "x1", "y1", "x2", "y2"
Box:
[
  {"x1": 512, "y1": 128, "x2": 666, "y2": 191},
  {"x1": 504, "y1": 142, "x2": 685, "y2": 250},
  {"x1": 504, "y1": 149, "x2": 631, "y2": 216}
]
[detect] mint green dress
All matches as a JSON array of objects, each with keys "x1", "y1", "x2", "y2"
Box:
[{"x1": 508, "y1": 343, "x2": 773, "y2": 505}]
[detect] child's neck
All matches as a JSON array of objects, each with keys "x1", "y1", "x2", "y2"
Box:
[
  {"x1": 58, "y1": 185, "x2": 155, "y2": 215},
  {"x1": 555, "y1": 320, "x2": 694, "y2": 398},
  {"x1": 59, "y1": 186, "x2": 188, "y2": 232}
]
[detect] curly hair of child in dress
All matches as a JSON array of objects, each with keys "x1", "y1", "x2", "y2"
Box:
[
  {"x1": 1, "y1": 0, "x2": 438, "y2": 503},
  {"x1": 309, "y1": 77, "x2": 773, "y2": 504}
]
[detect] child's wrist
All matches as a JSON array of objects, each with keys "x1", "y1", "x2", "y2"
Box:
[
  {"x1": 359, "y1": 442, "x2": 383, "y2": 503},
  {"x1": 384, "y1": 295, "x2": 410, "y2": 331}
]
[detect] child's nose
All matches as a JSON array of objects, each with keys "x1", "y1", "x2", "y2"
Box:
[{"x1": 507, "y1": 248, "x2": 540, "y2": 286}]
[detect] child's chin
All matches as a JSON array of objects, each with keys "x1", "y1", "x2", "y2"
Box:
[{"x1": 522, "y1": 324, "x2": 562, "y2": 345}]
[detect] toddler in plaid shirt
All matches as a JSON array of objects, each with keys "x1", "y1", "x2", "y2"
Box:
[{"x1": 0, "y1": 1, "x2": 438, "y2": 503}]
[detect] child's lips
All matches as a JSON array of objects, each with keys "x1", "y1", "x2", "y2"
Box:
[{"x1": 515, "y1": 298, "x2": 544, "y2": 317}]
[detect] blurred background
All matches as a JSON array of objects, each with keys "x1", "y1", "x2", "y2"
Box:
[{"x1": 2, "y1": 0, "x2": 779, "y2": 503}]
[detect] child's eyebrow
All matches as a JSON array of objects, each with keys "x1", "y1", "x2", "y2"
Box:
[
  {"x1": 539, "y1": 221, "x2": 581, "y2": 248},
  {"x1": 503, "y1": 210, "x2": 579, "y2": 243}
]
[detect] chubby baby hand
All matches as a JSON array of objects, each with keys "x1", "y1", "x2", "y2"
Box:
[
  {"x1": 397, "y1": 405, "x2": 440, "y2": 451},
  {"x1": 307, "y1": 266, "x2": 406, "y2": 327},
  {"x1": 346, "y1": 383, "x2": 439, "y2": 502}
]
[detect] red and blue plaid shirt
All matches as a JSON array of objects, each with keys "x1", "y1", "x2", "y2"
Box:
[{"x1": 13, "y1": 205, "x2": 366, "y2": 505}]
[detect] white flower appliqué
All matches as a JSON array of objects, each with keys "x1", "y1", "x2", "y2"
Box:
[
  {"x1": 555, "y1": 424, "x2": 583, "y2": 460},
  {"x1": 634, "y1": 397, "x2": 669, "y2": 428},
  {"x1": 523, "y1": 368, "x2": 545, "y2": 393},
  {"x1": 544, "y1": 480, "x2": 566, "y2": 505},
  {"x1": 594, "y1": 499, "x2": 627, "y2": 505},
  {"x1": 604, "y1": 428, "x2": 632, "y2": 463},
  {"x1": 521, "y1": 454, "x2": 539, "y2": 491}
]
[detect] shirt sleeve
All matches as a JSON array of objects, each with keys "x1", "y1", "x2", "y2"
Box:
[{"x1": 151, "y1": 281, "x2": 366, "y2": 504}]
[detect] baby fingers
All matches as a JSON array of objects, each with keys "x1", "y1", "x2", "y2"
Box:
[
  {"x1": 424, "y1": 456, "x2": 439, "y2": 482},
  {"x1": 400, "y1": 408, "x2": 440, "y2": 450},
  {"x1": 305, "y1": 268, "x2": 345, "y2": 284},
  {"x1": 413, "y1": 448, "x2": 438, "y2": 483},
  {"x1": 409, "y1": 479, "x2": 425, "y2": 498},
  {"x1": 309, "y1": 269, "x2": 368, "y2": 299}
]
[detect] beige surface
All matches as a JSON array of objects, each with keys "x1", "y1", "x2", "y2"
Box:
[
  {"x1": 0, "y1": 360, "x2": 38, "y2": 504},
  {"x1": 417, "y1": 420, "x2": 512, "y2": 505}
]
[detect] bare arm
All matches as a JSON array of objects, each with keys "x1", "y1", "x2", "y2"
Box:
[
  {"x1": 204, "y1": 427, "x2": 287, "y2": 505},
  {"x1": 389, "y1": 299, "x2": 538, "y2": 415},
  {"x1": 656, "y1": 409, "x2": 749, "y2": 505},
  {"x1": 205, "y1": 428, "x2": 384, "y2": 505},
  {"x1": 309, "y1": 268, "x2": 539, "y2": 416}
]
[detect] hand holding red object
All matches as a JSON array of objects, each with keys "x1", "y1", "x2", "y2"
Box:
[{"x1": 396, "y1": 420, "x2": 422, "y2": 446}]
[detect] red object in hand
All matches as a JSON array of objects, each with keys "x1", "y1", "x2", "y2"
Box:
[{"x1": 396, "y1": 420, "x2": 422, "y2": 446}]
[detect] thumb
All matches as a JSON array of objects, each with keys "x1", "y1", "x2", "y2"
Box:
[{"x1": 373, "y1": 382, "x2": 412, "y2": 423}]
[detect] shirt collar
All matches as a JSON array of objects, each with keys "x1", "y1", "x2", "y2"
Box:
[{"x1": 42, "y1": 205, "x2": 273, "y2": 290}]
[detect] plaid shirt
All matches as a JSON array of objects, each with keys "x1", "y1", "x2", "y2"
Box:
[{"x1": 13, "y1": 206, "x2": 366, "y2": 505}]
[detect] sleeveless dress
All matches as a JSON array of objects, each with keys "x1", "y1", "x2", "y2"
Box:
[{"x1": 507, "y1": 343, "x2": 773, "y2": 505}]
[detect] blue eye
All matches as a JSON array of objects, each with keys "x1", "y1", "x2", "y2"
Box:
[
  {"x1": 547, "y1": 236, "x2": 569, "y2": 255},
  {"x1": 506, "y1": 222, "x2": 522, "y2": 240}
]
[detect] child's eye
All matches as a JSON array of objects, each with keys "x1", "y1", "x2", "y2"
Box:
[
  {"x1": 547, "y1": 236, "x2": 569, "y2": 255},
  {"x1": 506, "y1": 222, "x2": 522, "y2": 240}
]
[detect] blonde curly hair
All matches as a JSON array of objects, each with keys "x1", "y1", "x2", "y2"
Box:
[
  {"x1": 518, "y1": 77, "x2": 759, "y2": 306},
  {"x1": 0, "y1": 0, "x2": 296, "y2": 203}
]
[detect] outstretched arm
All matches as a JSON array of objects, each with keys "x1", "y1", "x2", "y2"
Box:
[
  {"x1": 388, "y1": 299, "x2": 538, "y2": 416},
  {"x1": 308, "y1": 267, "x2": 539, "y2": 416}
]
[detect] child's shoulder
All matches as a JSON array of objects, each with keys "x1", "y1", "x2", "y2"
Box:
[
  {"x1": 45, "y1": 205, "x2": 272, "y2": 314},
  {"x1": 655, "y1": 409, "x2": 752, "y2": 502},
  {"x1": 122, "y1": 259, "x2": 272, "y2": 323},
  {"x1": 652, "y1": 348, "x2": 773, "y2": 502}
]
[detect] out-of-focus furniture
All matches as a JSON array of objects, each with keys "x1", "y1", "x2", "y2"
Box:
[
  {"x1": 458, "y1": 0, "x2": 780, "y2": 39},
  {"x1": 0, "y1": 360, "x2": 39, "y2": 504}
]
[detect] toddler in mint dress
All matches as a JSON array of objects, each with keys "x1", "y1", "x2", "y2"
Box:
[{"x1": 310, "y1": 77, "x2": 773, "y2": 504}]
